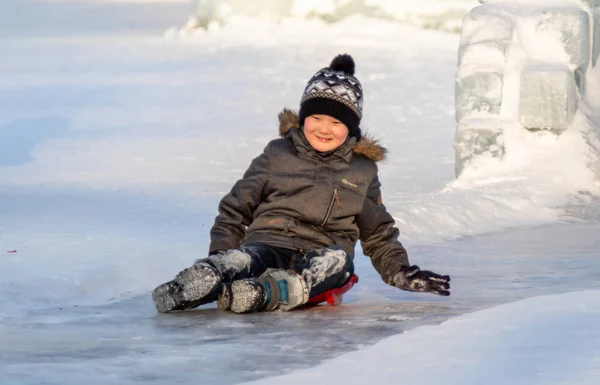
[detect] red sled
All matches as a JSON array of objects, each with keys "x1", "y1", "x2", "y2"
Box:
[{"x1": 306, "y1": 274, "x2": 359, "y2": 306}]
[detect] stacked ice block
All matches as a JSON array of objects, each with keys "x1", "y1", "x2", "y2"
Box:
[{"x1": 455, "y1": 0, "x2": 600, "y2": 176}]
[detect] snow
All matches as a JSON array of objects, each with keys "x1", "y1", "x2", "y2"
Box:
[
  {"x1": 246, "y1": 290, "x2": 600, "y2": 385},
  {"x1": 1, "y1": 0, "x2": 599, "y2": 384}
]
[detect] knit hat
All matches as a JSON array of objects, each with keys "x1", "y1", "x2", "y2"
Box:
[{"x1": 299, "y1": 54, "x2": 363, "y2": 139}]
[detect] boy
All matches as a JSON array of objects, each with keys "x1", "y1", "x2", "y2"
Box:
[{"x1": 152, "y1": 54, "x2": 450, "y2": 314}]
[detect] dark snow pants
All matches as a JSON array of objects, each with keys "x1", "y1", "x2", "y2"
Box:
[{"x1": 197, "y1": 243, "x2": 355, "y2": 299}]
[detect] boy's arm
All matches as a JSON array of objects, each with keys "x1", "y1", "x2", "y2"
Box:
[
  {"x1": 356, "y1": 175, "x2": 410, "y2": 285},
  {"x1": 357, "y1": 174, "x2": 451, "y2": 296},
  {"x1": 209, "y1": 150, "x2": 270, "y2": 254}
]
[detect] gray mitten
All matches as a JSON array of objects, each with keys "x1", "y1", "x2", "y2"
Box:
[{"x1": 393, "y1": 265, "x2": 450, "y2": 296}]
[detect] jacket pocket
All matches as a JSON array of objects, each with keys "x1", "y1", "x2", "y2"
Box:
[{"x1": 333, "y1": 181, "x2": 366, "y2": 216}]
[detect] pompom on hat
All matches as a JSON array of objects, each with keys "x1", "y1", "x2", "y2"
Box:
[{"x1": 299, "y1": 54, "x2": 363, "y2": 140}]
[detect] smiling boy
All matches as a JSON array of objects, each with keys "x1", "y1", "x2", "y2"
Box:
[{"x1": 152, "y1": 54, "x2": 450, "y2": 314}]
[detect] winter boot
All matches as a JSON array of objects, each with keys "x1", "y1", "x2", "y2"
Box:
[
  {"x1": 217, "y1": 269, "x2": 309, "y2": 313},
  {"x1": 152, "y1": 262, "x2": 221, "y2": 313},
  {"x1": 218, "y1": 279, "x2": 267, "y2": 314}
]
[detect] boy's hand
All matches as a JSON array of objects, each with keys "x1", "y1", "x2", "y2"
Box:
[{"x1": 393, "y1": 265, "x2": 451, "y2": 296}]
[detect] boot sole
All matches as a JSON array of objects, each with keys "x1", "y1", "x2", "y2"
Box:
[
  {"x1": 153, "y1": 264, "x2": 221, "y2": 313},
  {"x1": 229, "y1": 280, "x2": 265, "y2": 314}
]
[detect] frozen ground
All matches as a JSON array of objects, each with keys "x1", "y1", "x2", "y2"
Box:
[{"x1": 1, "y1": 1, "x2": 599, "y2": 384}]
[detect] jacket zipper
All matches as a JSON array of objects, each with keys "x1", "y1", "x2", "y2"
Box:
[{"x1": 320, "y1": 189, "x2": 339, "y2": 227}]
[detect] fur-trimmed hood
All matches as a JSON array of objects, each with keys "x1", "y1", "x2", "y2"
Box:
[{"x1": 278, "y1": 108, "x2": 387, "y2": 162}]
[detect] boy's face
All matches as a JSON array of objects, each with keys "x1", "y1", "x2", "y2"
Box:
[{"x1": 303, "y1": 114, "x2": 350, "y2": 152}]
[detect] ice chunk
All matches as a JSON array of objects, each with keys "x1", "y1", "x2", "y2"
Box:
[
  {"x1": 592, "y1": 8, "x2": 600, "y2": 67},
  {"x1": 193, "y1": 0, "x2": 213, "y2": 20},
  {"x1": 185, "y1": 0, "x2": 214, "y2": 30},
  {"x1": 535, "y1": 8, "x2": 590, "y2": 68},
  {"x1": 455, "y1": 68, "x2": 504, "y2": 123},
  {"x1": 460, "y1": 6, "x2": 512, "y2": 45},
  {"x1": 580, "y1": 1, "x2": 600, "y2": 8},
  {"x1": 454, "y1": 125, "x2": 504, "y2": 177},
  {"x1": 574, "y1": 66, "x2": 586, "y2": 95},
  {"x1": 519, "y1": 66, "x2": 578, "y2": 133},
  {"x1": 459, "y1": 6, "x2": 513, "y2": 66}
]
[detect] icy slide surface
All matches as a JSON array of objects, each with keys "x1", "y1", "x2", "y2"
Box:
[{"x1": 2, "y1": 221, "x2": 599, "y2": 385}]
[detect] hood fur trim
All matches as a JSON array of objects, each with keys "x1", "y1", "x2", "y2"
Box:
[
  {"x1": 278, "y1": 108, "x2": 387, "y2": 162},
  {"x1": 278, "y1": 108, "x2": 300, "y2": 137}
]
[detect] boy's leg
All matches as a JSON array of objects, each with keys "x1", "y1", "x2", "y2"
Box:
[
  {"x1": 201, "y1": 243, "x2": 293, "y2": 283},
  {"x1": 224, "y1": 246, "x2": 354, "y2": 313},
  {"x1": 292, "y1": 245, "x2": 355, "y2": 299},
  {"x1": 152, "y1": 243, "x2": 290, "y2": 313},
  {"x1": 214, "y1": 244, "x2": 296, "y2": 313}
]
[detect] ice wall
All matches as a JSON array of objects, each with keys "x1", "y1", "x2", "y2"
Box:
[{"x1": 455, "y1": 0, "x2": 600, "y2": 176}]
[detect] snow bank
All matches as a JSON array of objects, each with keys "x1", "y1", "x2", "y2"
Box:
[{"x1": 244, "y1": 290, "x2": 600, "y2": 385}]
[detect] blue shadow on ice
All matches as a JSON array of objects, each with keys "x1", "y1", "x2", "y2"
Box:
[{"x1": 0, "y1": 117, "x2": 69, "y2": 166}]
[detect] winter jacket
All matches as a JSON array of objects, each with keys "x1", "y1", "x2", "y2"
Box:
[{"x1": 209, "y1": 109, "x2": 410, "y2": 285}]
